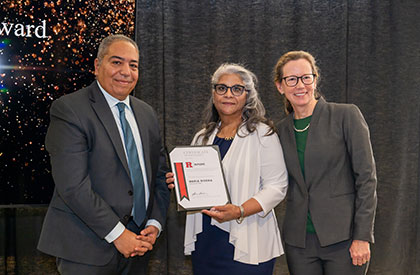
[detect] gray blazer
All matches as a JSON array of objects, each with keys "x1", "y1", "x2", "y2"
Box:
[
  {"x1": 37, "y1": 81, "x2": 170, "y2": 265},
  {"x1": 277, "y1": 97, "x2": 377, "y2": 248}
]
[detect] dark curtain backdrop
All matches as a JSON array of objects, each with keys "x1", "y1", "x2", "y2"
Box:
[{"x1": 135, "y1": 0, "x2": 420, "y2": 274}]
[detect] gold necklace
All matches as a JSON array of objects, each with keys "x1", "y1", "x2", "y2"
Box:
[
  {"x1": 223, "y1": 136, "x2": 235, "y2": 141},
  {"x1": 293, "y1": 123, "x2": 310, "y2": 132}
]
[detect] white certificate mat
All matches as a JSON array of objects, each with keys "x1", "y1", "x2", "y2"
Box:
[{"x1": 169, "y1": 145, "x2": 231, "y2": 211}]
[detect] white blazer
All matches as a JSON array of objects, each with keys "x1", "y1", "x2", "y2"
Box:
[{"x1": 184, "y1": 123, "x2": 288, "y2": 264}]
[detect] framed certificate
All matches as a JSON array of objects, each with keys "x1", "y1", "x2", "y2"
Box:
[{"x1": 169, "y1": 145, "x2": 231, "y2": 211}]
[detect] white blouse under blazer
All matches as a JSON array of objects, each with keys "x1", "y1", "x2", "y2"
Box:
[{"x1": 184, "y1": 123, "x2": 288, "y2": 264}]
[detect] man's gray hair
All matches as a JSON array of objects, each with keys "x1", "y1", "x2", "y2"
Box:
[{"x1": 96, "y1": 34, "x2": 139, "y2": 64}]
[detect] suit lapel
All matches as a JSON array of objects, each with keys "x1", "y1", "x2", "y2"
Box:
[
  {"x1": 89, "y1": 82, "x2": 130, "y2": 176},
  {"x1": 303, "y1": 97, "x2": 325, "y2": 190},
  {"x1": 284, "y1": 115, "x2": 308, "y2": 195},
  {"x1": 130, "y1": 97, "x2": 152, "y2": 187}
]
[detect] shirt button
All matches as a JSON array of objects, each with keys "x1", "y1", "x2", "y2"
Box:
[{"x1": 128, "y1": 190, "x2": 133, "y2": 196}]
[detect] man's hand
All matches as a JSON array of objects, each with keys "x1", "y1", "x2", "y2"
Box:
[
  {"x1": 349, "y1": 240, "x2": 370, "y2": 266},
  {"x1": 139, "y1": 225, "x2": 159, "y2": 245},
  {"x1": 202, "y1": 204, "x2": 241, "y2": 223},
  {"x1": 113, "y1": 229, "x2": 152, "y2": 258},
  {"x1": 131, "y1": 225, "x2": 159, "y2": 257}
]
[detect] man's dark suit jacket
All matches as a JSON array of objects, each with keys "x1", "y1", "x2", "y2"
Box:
[
  {"x1": 277, "y1": 97, "x2": 377, "y2": 248},
  {"x1": 37, "y1": 81, "x2": 170, "y2": 265}
]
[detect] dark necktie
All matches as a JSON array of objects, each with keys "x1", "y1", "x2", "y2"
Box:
[{"x1": 117, "y1": 103, "x2": 146, "y2": 225}]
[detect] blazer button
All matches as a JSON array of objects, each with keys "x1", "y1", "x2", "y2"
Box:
[
  {"x1": 128, "y1": 190, "x2": 133, "y2": 196},
  {"x1": 124, "y1": 215, "x2": 130, "y2": 220}
]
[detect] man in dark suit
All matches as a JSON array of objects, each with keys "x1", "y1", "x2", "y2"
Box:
[{"x1": 37, "y1": 34, "x2": 170, "y2": 274}]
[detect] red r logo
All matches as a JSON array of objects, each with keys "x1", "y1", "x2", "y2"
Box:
[{"x1": 185, "y1": 162, "x2": 192, "y2": 168}]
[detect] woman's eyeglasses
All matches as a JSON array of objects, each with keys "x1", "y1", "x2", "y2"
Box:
[
  {"x1": 213, "y1": 84, "x2": 248, "y2": 96},
  {"x1": 282, "y1": 74, "x2": 316, "y2": 87}
]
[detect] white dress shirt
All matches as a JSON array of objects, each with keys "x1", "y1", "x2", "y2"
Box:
[{"x1": 96, "y1": 81, "x2": 161, "y2": 242}]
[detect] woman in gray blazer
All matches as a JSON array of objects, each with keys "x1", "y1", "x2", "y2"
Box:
[{"x1": 273, "y1": 51, "x2": 377, "y2": 275}]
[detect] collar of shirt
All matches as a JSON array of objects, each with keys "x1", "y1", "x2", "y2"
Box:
[{"x1": 97, "y1": 80, "x2": 131, "y2": 110}]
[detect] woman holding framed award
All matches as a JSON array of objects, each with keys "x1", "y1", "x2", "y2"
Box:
[{"x1": 166, "y1": 63, "x2": 288, "y2": 274}]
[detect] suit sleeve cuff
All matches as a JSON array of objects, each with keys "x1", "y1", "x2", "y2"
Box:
[
  {"x1": 105, "y1": 222, "x2": 125, "y2": 243},
  {"x1": 146, "y1": 219, "x2": 162, "y2": 238}
]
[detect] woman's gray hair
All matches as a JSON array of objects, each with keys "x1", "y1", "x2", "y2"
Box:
[{"x1": 198, "y1": 63, "x2": 275, "y2": 144}]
